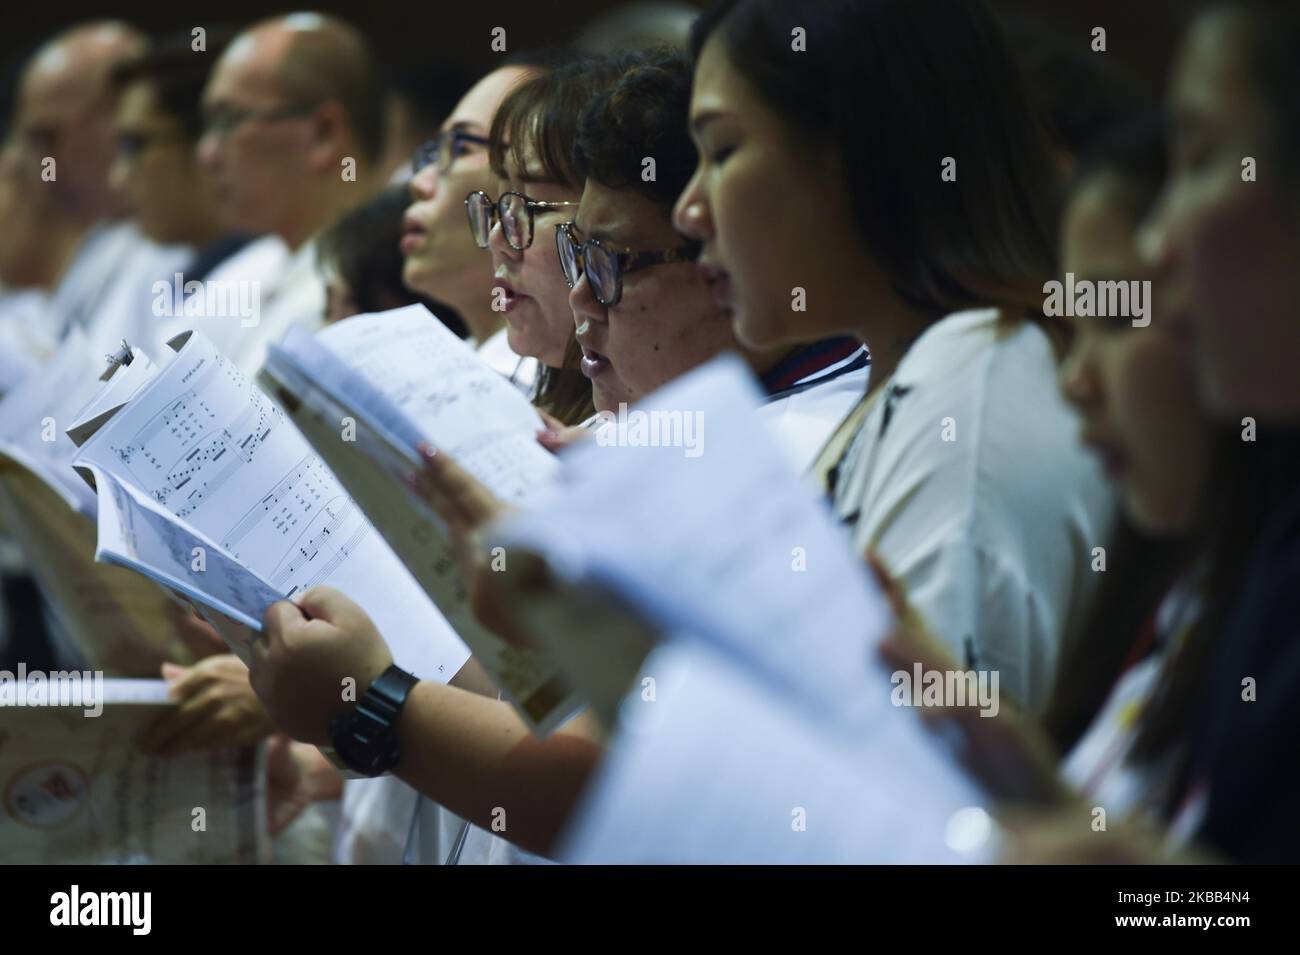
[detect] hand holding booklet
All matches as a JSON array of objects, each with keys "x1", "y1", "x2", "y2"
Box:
[
  {"x1": 260, "y1": 305, "x2": 580, "y2": 734},
  {"x1": 69, "y1": 328, "x2": 470, "y2": 684},
  {"x1": 485, "y1": 355, "x2": 997, "y2": 862}
]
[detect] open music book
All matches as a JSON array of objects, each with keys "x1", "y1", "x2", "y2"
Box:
[
  {"x1": 260, "y1": 305, "x2": 580, "y2": 735},
  {"x1": 69, "y1": 329, "x2": 470, "y2": 684}
]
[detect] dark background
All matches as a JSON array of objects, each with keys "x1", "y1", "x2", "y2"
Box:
[{"x1": 0, "y1": 0, "x2": 1196, "y2": 104}]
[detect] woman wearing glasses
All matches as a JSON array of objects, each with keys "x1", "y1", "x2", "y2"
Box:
[
  {"x1": 461, "y1": 55, "x2": 626, "y2": 427},
  {"x1": 399, "y1": 59, "x2": 547, "y2": 390}
]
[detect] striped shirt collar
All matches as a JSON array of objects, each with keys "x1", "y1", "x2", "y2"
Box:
[{"x1": 761, "y1": 336, "x2": 870, "y2": 400}]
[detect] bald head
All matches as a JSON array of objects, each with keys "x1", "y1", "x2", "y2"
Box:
[
  {"x1": 197, "y1": 13, "x2": 384, "y2": 247},
  {"x1": 16, "y1": 21, "x2": 147, "y2": 221},
  {"x1": 217, "y1": 13, "x2": 384, "y2": 159}
]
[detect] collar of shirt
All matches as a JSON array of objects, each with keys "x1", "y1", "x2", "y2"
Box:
[{"x1": 760, "y1": 336, "x2": 869, "y2": 400}]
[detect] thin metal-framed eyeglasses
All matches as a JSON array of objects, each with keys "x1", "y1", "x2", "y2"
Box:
[
  {"x1": 413, "y1": 128, "x2": 493, "y2": 174},
  {"x1": 201, "y1": 103, "x2": 316, "y2": 139}
]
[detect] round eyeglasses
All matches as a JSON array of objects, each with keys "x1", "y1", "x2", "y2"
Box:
[
  {"x1": 555, "y1": 220, "x2": 701, "y2": 306},
  {"x1": 465, "y1": 190, "x2": 580, "y2": 252}
]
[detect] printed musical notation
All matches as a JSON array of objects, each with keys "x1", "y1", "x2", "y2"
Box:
[
  {"x1": 111, "y1": 385, "x2": 278, "y2": 519},
  {"x1": 75, "y1": 330, "x2": 470, "y2": 683}
]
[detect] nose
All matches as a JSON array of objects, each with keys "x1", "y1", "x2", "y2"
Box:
[
  {"x1": 672, "y1": 167, "x2": 711, "y2": 241},
  {"x1": 487, "y1": 213, "x2": 520, "y2": 262},
  {"x1": 570, "y1": 272, "x2": 606, "y2": 330},
  {"x1": 410, "y1": 163, "x2": 437, "y2": 202}
]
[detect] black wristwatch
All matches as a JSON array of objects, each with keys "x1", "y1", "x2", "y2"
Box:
[{"x1": 328, "y1": 665, "x2": 419, "y2": 776}]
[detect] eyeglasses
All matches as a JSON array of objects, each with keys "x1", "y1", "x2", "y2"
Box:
[
  {"x1": 201, "y1": 103, "x2": 316, "y2": 139},
  {"x1": 413, "y1": 129, "x2": 493, "y2": 175},
  {"x1": 465, "y1": 190, "x2": 580, "y2": 251},
  {"x1": 555, "y1": 220, "x2": 701, "y2": 306},
  {"x1": 116, "y1": 129, "x2": 188, "y2": 162}
]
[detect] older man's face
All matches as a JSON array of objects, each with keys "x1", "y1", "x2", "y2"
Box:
[
  {"x1": 197, "y1": 32, "x2": 315, "y2": 237},
  {"x1": 15, "y1": 49, "x2": 120, "y2": 221}
]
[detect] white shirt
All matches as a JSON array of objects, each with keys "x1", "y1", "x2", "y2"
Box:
[
  {"x1": 82, "y1": 236, "x2": 193, "y2": 359},
  {"x1": 830, "y1": 308, "x2": 1114, "y2": 713},
  {"x1": 152, "y1": 235, "x2": 291, "y2": 361},
  {"x1": 225, "y1": 239, "x2": 325, "y2": 377},
  {"x1": 758, "y1": 345, "x2": 870, "y2": 471},
  {"x1": 0, "y1": 289, "x2": 52, "y2": 393},
  {"x1": 47, "y1": 221, "x2": 143, "y2": 341}
]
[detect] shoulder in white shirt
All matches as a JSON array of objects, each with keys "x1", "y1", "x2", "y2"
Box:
[
  {"x1": 153, "y1": 235, "x2": 291, "y2": 362},
  {"x1": 831, "y1": 308, "x2": 1115, "y2": 712},
  {"x1": 225, "y1": 238, "x2": 325, "y2": 377},
  {"x1": 757, "y1": 350, "x2": 869, "y2": 471}
]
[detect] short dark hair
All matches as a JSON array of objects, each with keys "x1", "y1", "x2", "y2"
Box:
[
  {"x1": 487, "y1": 50, "x2": 617, "y2": 189},
  {"x1": 317, "y1": 186, "x2": 468, "y2": 337},
  {"x1": 571, "y1": 47, "x2": 696, "y2": 208},
  {"x1": 691, "y1": 0, "x2": 1061, "y2": 317},
  {"x1": 110, "y1": 28, "x2": 235, "y2": 140}
]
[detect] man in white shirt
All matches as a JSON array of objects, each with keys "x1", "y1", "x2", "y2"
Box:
[
  {"x1": 8, "y1": 22, "x2": 153, "y2": 345},
  {"x1": 195, "y1": 12, "x2": 386, "y2": 375}
]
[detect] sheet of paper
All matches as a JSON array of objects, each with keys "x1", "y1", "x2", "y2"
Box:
[
  {"x1": 0, "y1": 328, "x2": 103, "y2": 516},
  {"x1": 73, "y1": 330, "x2": 470, "y2": 683},
  {"x1": 269, "y1": 305, "x2": 561, "y2": 499},
  {"x1": 66, "y1": 346, "x2": 160, "y2": 446},
  {"x1": 0, "y1": 682, "x2": 266, "y2": 863},
  {"x1": 262, "y1": 308, "x2": 580, "y2": 734},
  {"x1": 498, "y1": 354, "x2": 893, "y2": 730},
  {"x1": 91, "y1": 464, "x2": 282, "y2": 636},
  {"x1": 561, "y1": 641, "x2": 997, "y2": 864}
]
